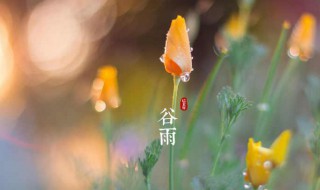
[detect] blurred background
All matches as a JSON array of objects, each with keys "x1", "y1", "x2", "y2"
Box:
[{"x1": 0, "y1": 0, "x2": 319, "y2": 189}]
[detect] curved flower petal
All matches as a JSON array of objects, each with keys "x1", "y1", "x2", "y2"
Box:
[
  {"x1": 245, "y1": 138, "x2": 272, "y2": 188},
  {"x1": 288, "y1": 13, "x2": 316, "y2": 61},
  {"x1": 270, "y1": 130, "x2": 292, "y2": 167},
  {"x1": 245, "y1": 130, "x2": 292, "y2": 188},
  {"x1": 163, "y1": 15, "x2": 193, "y2": 76}
]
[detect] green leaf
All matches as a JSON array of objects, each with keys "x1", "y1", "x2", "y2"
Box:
[
  {"x1": 138, "y1": 139, "x2": 163, "y2": 179},
  {"x1": 217, "y1": 86, "x2": 252, "y2": 128}
]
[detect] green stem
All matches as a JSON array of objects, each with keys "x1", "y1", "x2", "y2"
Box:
[
  {"x1": 103, "y1": 110, "x2": 112, "y2": 140},
  {"x1": 232, "y1": 67, "x2": 242, "y2": 91},
  {"x1": 169, "y1": 76, "x2": 180, "y2": 190},
  {"x1": 146, "y1": 175, "x2": 151, "y2": 190},
  {"x1": 102, "y1": 109, "x2": 113, "y2": 189},
  {"x1": 210, "y1": 140, "x2": 223, "y2": 176},
  {"x1": 272, "y1": 58, "x2": 301, "y2": 103},
  {"x1": 254, "y1": 23, "x2": 290, "y2": 139},
  {"x1": 210, "y1": 106, "x2": 231, "y2": 176},
  {"x1": 261, "y1": 23, "x2": 290, "y2": 103},
  {"x1": 311, "y1": 160, "x2": 320, "y2": 190},
  {"x1": 255, "y1": 58, "x2": 301, "y2": 139},
  {"x1": 180, "y1": 54, "x2": 226, "y2": 159}
]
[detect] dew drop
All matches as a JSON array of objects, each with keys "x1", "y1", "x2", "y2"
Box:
[
  {"x1": 187, "y1": 28, "x2": 190, "y2": 32},
  {"x1": 242, "y1": 170, "x2": 247, "y2": 177},
  {"x1": 244, "y1": 183, "x2": 252, "y2": 189},
  {"x1": 258, "y1": 185, "x2": 267, "y2": 190},
  {"x1": 95, "y1": 100, "x2": 106, "y2": 112},
  {"x1": 190, "y1": 47, "x2": 193, "y2": 52},
  {"x1": 263, "y1": 161, "x2": 273, "y2": 170},
  {"x1": 288, "y1": 47, "x2": 299, "y2": 59},
  {"x1": 159, "y1": 55, "x2": 164, "y2": 63},
  {"x1": 180, "y1": 72, "x2": 190, "y2": 82},
  {"x1": 257, "y1": 103, "x2": 269, "y2": 111}
]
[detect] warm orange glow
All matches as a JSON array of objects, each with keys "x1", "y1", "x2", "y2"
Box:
[
  {"x1": 92, "y1": 66, "x2": 121, "y2": 110},
  {"x1": 25, "y1": 1, "x2": 89, "y2": 82},
  {"x1": 0, "y1": 15, "x2": 14, "y2": 101},
  {"x1": 37, "y1": 124, "x2": 108, "y2": 190},
  {"x1": 288, "y1": 13, "x2": 316, "y2": 61},
  {"x1": 64, "y1": 0, "x2": 117, "y2": 42},
  {"x1": 24, "y1": 0, "x2": 116, "y2": 83},
  {"x1": 162, "y1": 15, "x2": 193, "y2": 77}
]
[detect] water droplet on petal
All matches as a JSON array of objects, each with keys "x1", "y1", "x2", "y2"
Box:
[
  {"x1": 263, "y1": 161, "x2": 273, "y2": 170},
  {"x1": 257, "y1": 103, "x2": 269, "y2": 111},
  {"x1": 159, "y1": 55, "x2": 164, "y2": 63},
  {"x1": 187, "y1": 28, "x2": 190, "y2": 32},
  {"x1": 95, "y1": 100, "x2": 106, "y2": 112},
  {"x1": 242, "y1": 171, "x2": 247, "y2": 177},
  {"x1": 288, "y1": 47, "x2": 299, "y2": 59},
  {"x1": 244, "y1": 183, "x2": 252, "y2": 189},
  {"x1": 180, "y1": 72, "x2": 190, "y2": 82},
  {"x1": 258, "y1": 185, "x2": 267, "y2": 190},
  {"x1": 190, "y1": 47, "x2": 193, "y2": 52}
]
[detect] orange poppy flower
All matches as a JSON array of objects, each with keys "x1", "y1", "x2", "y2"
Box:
[
  {"x1": 91, "y1": 66, "x2": 120, "y2": 112},
  {"x1": 288, "y1": 13, "x2": 316, "y2": 61},
  {"x1": 161, "y1": 15, "x2": 193, "y2": 80}
]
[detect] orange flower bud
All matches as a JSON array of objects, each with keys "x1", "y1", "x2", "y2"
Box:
[
  {"x1": 288, "y1": 13, "x2": 316, "y2": 62},
  {"x1": 91, "y1": 66, "x2": 120, "y2": 111},
  {"x1": 161, "y1": 16, "x2": 193, "y2": 81}
]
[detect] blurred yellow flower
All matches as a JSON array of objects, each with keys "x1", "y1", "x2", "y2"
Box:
[
  {"x1": 288, "y1": 13, "x2": 316, "y2": 62},
  {"x1": 161, "y1": 15, "x2": 193, "y2": 78},
  {"x1": 224, "y1": 13, "x2": 247, "y2": 41},
  {"x1": 244, "y1": 130, "x2": 291, "y2": 188},
  {"x1": 214, "y1": 11, "x2": 249, "y2": 53},
  {"x1": 91, "y1": 66, "x2": 120, "y2": 112}
]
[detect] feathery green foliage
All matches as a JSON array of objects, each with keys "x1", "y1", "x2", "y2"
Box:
[
  {"x1": 211, "y1": 86, "x2": 251, "y2": 176},
  {"x1": 139, "y1": 139, "x2": 163, "y2": 189},
  {"x1": 217, "y1": 86, "x2": 252, "y2": 132}
]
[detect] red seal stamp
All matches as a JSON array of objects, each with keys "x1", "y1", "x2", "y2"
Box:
[{"x1": 180, "y1": 97, "x2": 188, "y2": 111}]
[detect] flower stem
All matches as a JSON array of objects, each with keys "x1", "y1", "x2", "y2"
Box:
[
  {"x1": 210, "y1": 110, "x2": 230, "y2": 176},
  {"x1": 255, "y1": 58, "x2": 301, "y2": 139},
  {"x1": 169, "y1": 76, "x2": 180, "y2": 190},
  {"x1": 210, "y1": 141, "x2": 223, "y2": 176},
  {"x1": 311, "y1": 160, "x2": 320, "y2": 190},
  {"x1": 272, "y1": 58, "x2": 301, "y2": 103},
  {"x1": 254, "y1": 23, "x2": 290, "y2": 139},
  {"x1": 102, "y1": 109, "x2": 114, "y2": 189},
  {"x1": 146, "y1": 175, "x2": 151, "y2": 190},
  {"x1": 261, "y1": 22, "x2": 290, "y2": 103},
  {"x1": 180, "y1": 54, "x2": 226, "y2": 159}
]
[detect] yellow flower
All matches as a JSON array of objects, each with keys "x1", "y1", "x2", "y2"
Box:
[
  {"x1": 224, "y1": 13, "x2": 247, "y2": 41},
  {"x1": 214, "y1": 11, "x2": 249, "y2": 54},
  {"x1": 91, "y1": 66, "x2": 120, "y2": 112},
  {"x1": 244, "y1": 130, "x2": 292, "y2": 188},
  {"x1": 288, "y1": 13, "x2": 316, "y2": 62},
  {"x1": 161, "y1": 15, "x2": 193, "y2": 78}
]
